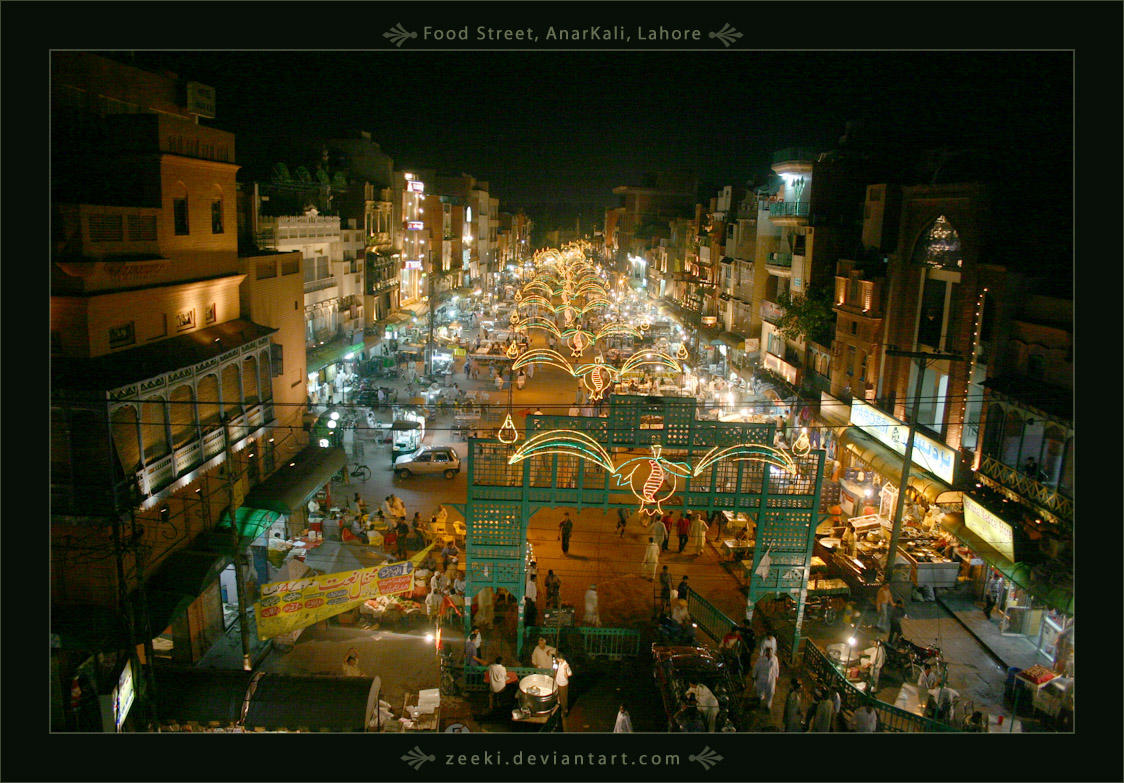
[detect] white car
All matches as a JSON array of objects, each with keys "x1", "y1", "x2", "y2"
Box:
[{"x1": 394, "y1": 446, "x2": 461, "y2": 480}]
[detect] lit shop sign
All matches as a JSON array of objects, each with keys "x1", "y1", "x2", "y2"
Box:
[
  {"x1": 407, "y1": 180, "x2": 425, "y2": 193},
  {"x1": 962, "y1": 495, "x2": 1016, "y2": 562},
  {"x1": 763, "y1": 352, "x2": 799, "y2": 385},
  {"x1": 404, "y1": 260, "x2": 423, "y2": 270},
  {"x1": 849, "y1": 399, "x2": 957, "y2": 484},
  {"x1": 406, "y1": 221, "x2": 424, "y2": 231},
  {"x1": 100, "y1": 660, "x2": 135, "y2": 732}
]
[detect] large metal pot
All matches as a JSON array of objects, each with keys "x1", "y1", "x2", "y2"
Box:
[{"x1": 517, "y1": 674, "x2": 557, "y2": 714}]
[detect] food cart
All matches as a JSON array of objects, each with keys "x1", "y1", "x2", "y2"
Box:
[{"x1": 390, "y1": 407, "x2": 425, "y2": 462}]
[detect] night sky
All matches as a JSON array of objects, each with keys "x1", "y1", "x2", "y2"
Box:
[{"x1": 124, "y1": 50, "x2": 1071, "y2": 227}]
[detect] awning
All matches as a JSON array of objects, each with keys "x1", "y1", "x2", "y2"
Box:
[
  {"x1": 836, "y1": 426, "x2": 954, "y2": 504},
  {"x1": 242, "y1": 445, "x2": 347, "y2": 515},
  {"x1": 308, "y1": 337, "x2": 367, "y2": 375},
  {"x1": 940, "y1": 512, "x2": 1073, "y2": 615},
  {"x1": 719, "y1": 256, "x2": 734, "y2": 264},
  {"x1": 718, "y1": 331, "x2": 745, "y2": 350},
  {"x1": 144, "y1": 546, "x2": 234, "y2": 636},
  {"x1": 215, "y1": 506, "x2": 282, "y2": 551}
]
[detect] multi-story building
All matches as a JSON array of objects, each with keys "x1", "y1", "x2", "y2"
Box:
[
  {"x1": 51, "y1": 54, "x2": 315, "y2": 730},
  {"x1": 606, "y1": 171, "x2": 697, "y2": 272},
  {"x1": 717, "y1": 187, "x2": 761, "y2": 374}
]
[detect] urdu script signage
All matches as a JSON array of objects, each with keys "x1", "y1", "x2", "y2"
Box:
[
  {"x1": 962, "y1": 495, "x2": 1016, "y2": 562},
  {"x1": 848, "y1": 399, "x2": 957, "y2": 484}
]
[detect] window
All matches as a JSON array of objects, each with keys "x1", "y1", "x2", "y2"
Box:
[
  {"x1": 256, "y1": 259, "x2": 277, "y2": 280},
  {"x1": 281, "y1": 256, "x2": 300, "y2": 276},
  {"x1": 850, "y1": 320, "x2": 858, "y2": 336},
  {"x1": 211, "y1": 195, "x2": 224, "y2": 234},
  {"x1": 846, "y1": 345, "x2": 856, "y2": 376},
  {"x1": 911, "y1": 215, "x2": 962, "y2": 269},
  {"x1": 173, "y1": 193, "x2": 189, "y2": 235},
  {"x1": 108, "y1": 322, "x2": 135, "y2": 349},
  {"x1": 270, "y1": 343, "x2": 283, "y2": 378}
]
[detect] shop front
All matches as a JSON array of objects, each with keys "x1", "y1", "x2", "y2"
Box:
[
  {"x1": 307, "y1": 338, "x2": 366, "y2": 406},
  {"x1": 940, "y1": 494, "x2": 1074, "y2": 671}
]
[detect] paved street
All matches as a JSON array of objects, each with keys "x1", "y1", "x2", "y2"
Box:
[{"x1": 200, "y1": 310, "x2": 1046, "y2": 732}]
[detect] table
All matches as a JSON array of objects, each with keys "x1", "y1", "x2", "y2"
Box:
[
  {"x1": 721, "y1": 539, "x2": 753, "y2": 562},
  {"x1": 399, "y1": 691, "x2": 440, "y2": 732}
]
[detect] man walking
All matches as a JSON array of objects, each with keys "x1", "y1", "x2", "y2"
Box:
[
  {"x1": 553, "y1": 652, "x2": 573, "y2": 717},
  {"x1": 558, "y1": 511, "x2": 574, "y2": 554},
  {"x1": 658, "y1": 566, "x2": 673, "y2": 614},
  {"x1": 783, "y1": 679, "x2": 805, "y2": 732},
  {"x1": 641, "y1": 536, "x2": 661, "y2": 581},
  {"x1": 875, "y1": 582, "x2": 893, "y2": 631},
  {"x1": 658, "y1": 512, "x2": 672, "y2": 551},
  {"x1": 544, "y1": 569, "x2": 561, "y2": 610},
  {"x1": 584, "y1": 584, "x2": 600, "y2": 626},
  {"x1": 688, "y1": 512, "x2": 708, "y2": 556},
  {"x1": 676, "y1": 511, "x2": 690, "y2": 553},
  {"x1": 616, "y1": 507, "x2": 629, "y2": 537},
  {"x1": 524, "y1": 575, "x2": 538, "y2": 628},
  {"x1": 687, "y1": 680, "x2": 720, "y2": 731},
  {"x1": 984, "y1": 572, "x2": 1004, "y2": 620},
  {"x1": 676, "y1": 575, "x2": 690, "y2": 603},
  {"x1": 752, "y1": 646, "x2": 780, "y2": 710},
  {"x1": 650, "y1": 512, "x2": 668, "y2": 551},
  {"x1": 888, "y1": 597, "x2": 907, "y2": 644}
]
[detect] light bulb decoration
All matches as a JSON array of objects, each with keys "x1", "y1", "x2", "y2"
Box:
[
  {"x1": 639, "y1": 318, "x2": 651, "y2": 332},
  {"x1": 507, "y1": 431, "x2": 796, "y2": 517},
  {"x1": 511, "y1": 348, "x2": 579, "y2": 376},
  {"x1": 569, "y1": 329, "x2": 586, "y2": 356},
  {"x1": 505, "y1": 341, "x2": 521, "y2": 359},
  {"x1": 676, "y1": 344, "x2": 690, "y2": 361},
  {"x1": 497, "y1": 413, "x2": 520, "y2": 444},
  {"x1": 514, "y1": 291, "x2": 522, "y2": 303},
  {"x1": 595, "y1": 322, "x2": 643, "y2": 342},
  {"x1": 791, "y1": 428, "x2": 811, "y2": 457},
  {"x1": 509, "y1": 311, "x2": 520, "y2": 325}
]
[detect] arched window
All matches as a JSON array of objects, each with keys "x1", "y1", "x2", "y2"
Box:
[
  {"x1": 1058, "y1": 437, "x2": 1073, "y2": 497},
  {"x1": 259, "y1": 349, "x2": 273, "y2": 400},
  {"x1": 242, "y1": 356, "x2": 260, "y2": 406},
  {"x1": 211, "y1": 184, "x2": 224, "y2": 234},
  {"x1": 910, "y1": 215, "x2": 962, "y2": 270},
  {"x1": 140, "y1": 395, "x2": 170, "y2": 462},
  {"x1": 221, "y1": 363, "x2": 242, "y2": 419},
  {"x1": 1040, "y1": 425, "x2": 1067, "y2": 487},
  {"x1": 172, "y1": 182, "x2": 189, "y2": 236},
  {"x1": 197, "y1": 374, "x2": 221, "y2": 432},
  {"x1": 169, "y1": 384, "x2": 197, "y2": 448},
  {"x1": 111, "y1": 405, "x2": 142, "y2": 475},
  {"x1": 981, "y1": 402, "x2": 1005, "y2": 459},
  {"x1": 1000, "y1": 409, "x2": 1024, "y2": 466}
]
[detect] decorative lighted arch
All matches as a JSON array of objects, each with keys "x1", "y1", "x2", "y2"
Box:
[{"x1": 911, "y1": 214, "x2": 963, "y2": 270}]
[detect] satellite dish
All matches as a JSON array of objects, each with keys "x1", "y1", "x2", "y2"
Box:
[{"x1": 365, "y1": 675, "x2": 383, "y2": 732}]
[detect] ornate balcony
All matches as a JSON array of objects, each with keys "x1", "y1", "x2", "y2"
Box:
[{"x1": 978, "y1": 454, "x2": 1073, "y2": 525}]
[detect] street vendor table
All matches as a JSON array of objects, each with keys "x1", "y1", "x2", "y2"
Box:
[
  {"x1": 399, "y1": 689, "x2": 440, "y2": 732},
  {"x1": 721, "y1": 539, "x2": 753, "y2": 562},
  {"x1": 807, "y1": 577, "x2": 850, "y2": 596},
  {"x1": 721, "y1": 511, "x2": 752, "y2": 533},
  {"x1": 511, "y1": 703, "x2": 559, "y2": 726}
]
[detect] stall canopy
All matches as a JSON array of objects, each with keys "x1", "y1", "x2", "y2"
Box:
[
  {"x1": 242, "y1": 445, "x2": 347, "y2": 515},
  {"x1": 143, "y1": 545, "x2": 233, "y2": 638},
  {"x1": 153, "y1": 669, "x2": 375, "y2": 731},
  {"x1": 837, "y1": 426, "x2": 954, "y2": 504},
  {"x1": 308, "y1": 337, "x2": 366, "y2": 375},
  {"x1": 940, "y1": 512, "x2": 1073, "y2": 615},
  {"x1": 214, "y1": 506, "x2": 282, "y2": 551}
]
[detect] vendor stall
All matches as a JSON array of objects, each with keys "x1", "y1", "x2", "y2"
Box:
[{"x1": 390, "y1": 408, "x2": 425, "y2": 461}]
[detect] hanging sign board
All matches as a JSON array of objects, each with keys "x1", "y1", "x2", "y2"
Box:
[
  {"x1": 848, "y1": 400, "x2": 957, "y2": 484},
  {"x1": 962, "y1": 495, "x2": 1016, "y2": 562}
]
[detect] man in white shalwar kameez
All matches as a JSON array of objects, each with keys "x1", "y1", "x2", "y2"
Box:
[{"x1": 752, "y1": 646, "x2": 781, "y2": 710}]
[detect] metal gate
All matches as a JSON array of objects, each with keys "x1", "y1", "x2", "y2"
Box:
[{"x1": 461, "y1": 394, "x2": 825, "y2": 661}]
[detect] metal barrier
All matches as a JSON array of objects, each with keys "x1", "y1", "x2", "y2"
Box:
[
  {"x1": 463, "y1": 665, "x2": 551, "y2": 692},
  {"x1": 801, "y1": 642, "x2": 957, "y2": 733},
  {"x1": 685, "y1": 592, "x2": 738, "y2": 643},
  {"x1": 525, "y1": 626, "x2": 642, "y2": 660}
]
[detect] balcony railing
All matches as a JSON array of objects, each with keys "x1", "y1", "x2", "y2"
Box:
[
  {"x1": 767, "y1": 252, "x2": 793, "y2": 267},
  {"x1": 304, "y1": 277, "x2": 338, "y2": 294},
  {"x1": 768, "y1": 201, "x2": 810, "y2": 219},
  {"x1": 760, "y1": 299, "x2": 786, "y2": 323},
  {"x1": 978, "y1": 455, "x2": 1073, "y2": 523}
]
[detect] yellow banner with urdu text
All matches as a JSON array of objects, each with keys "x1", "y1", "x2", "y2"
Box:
[{"x1": 254, "y1": 544, "x2": 434, "y2": 640}]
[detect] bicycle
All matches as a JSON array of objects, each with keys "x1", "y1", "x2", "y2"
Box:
[
  {"x1": 332, "y1": 463, "x2": 372, "y2": 483},
  {"x1": 439, "y1": 646, "x2": 462, "y2": 697}
]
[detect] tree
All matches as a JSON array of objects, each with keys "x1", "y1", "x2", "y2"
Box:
[{"x1": 775, "y1": 287, "x2": 834, "y2": 346}]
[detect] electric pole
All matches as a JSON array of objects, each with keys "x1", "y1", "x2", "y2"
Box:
[
  {"x1": 221, "y1": 415, "x2": 254, "y2": 671},
  {"x1": 882, "y1": 348, "x2": 966, "y2": 580}
]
